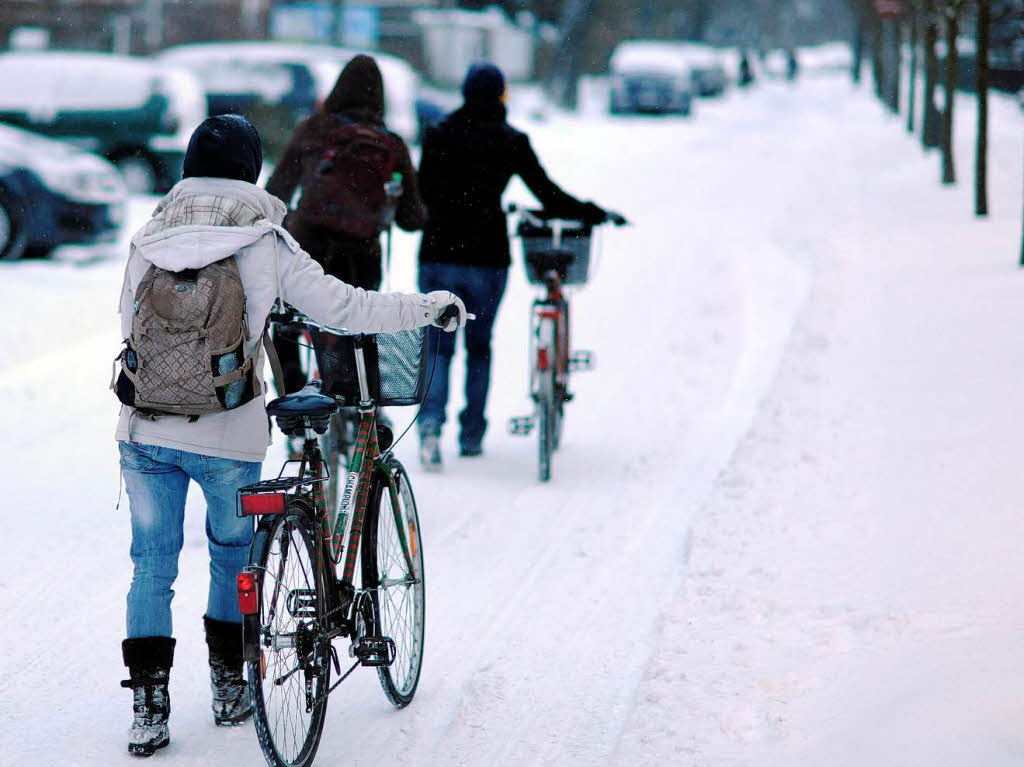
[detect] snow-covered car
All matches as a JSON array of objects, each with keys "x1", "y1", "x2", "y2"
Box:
[
  {"x1": 609, "y1": 41, "x2": 695, "y2": 115},
  {"x1": 674, "y1": 43, "x2": 727, "y2": 97},
  {"x1": 0, "y1": 123, "x2": 125, "y2": 260},
  {"x1": 0, "y1": 52, "x2": 205, "y2": 194},
  {"x1": 159, "y1": 42, "x2": 420, "y2": 145}
]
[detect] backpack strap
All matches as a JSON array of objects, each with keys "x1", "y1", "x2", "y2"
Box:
[{"x1": 262, "y1": 327, "x2": 286, "y2": 398}]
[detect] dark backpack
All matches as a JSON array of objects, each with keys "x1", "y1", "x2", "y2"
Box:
[{"x1": 296, "y1": 117, "x2": 402, "y2": 239}]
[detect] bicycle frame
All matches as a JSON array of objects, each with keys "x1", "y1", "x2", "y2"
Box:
[
  {"x1": 531, "y1": 279, "x2": 570, "y2": 396},
  {"x1": 240, "y1": 333, "x2": 418, "y2": 641}
]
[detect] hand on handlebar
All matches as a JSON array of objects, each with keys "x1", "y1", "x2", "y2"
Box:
[{"x1": 427, "y1": 291, "x2": 471, "y2": 332}]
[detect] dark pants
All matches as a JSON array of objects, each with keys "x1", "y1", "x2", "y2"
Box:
[
  {"x1": 273, "y1": 218, "x2": 382, "y2": 394},
  {"x1": 418, "y1": 262, "x2": 507, "y2": 448}
]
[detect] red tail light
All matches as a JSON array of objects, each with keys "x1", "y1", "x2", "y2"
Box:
[
  {"x1": 240, "y1": 492, "x2": 286, "y2": 516},
  {"x1": 237, "y1": 571, "x2": 259, "y2": 615}
]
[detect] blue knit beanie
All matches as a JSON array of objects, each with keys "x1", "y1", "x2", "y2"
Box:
[{"x1": 461, "y1": 63, "x2": 506, "y2": 104}]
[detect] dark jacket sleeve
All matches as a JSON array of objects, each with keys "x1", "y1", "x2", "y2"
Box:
[
  {"x1": 265, "y1": 120, "x2": 311, "y2": 208},
  {"x1": 416, "y1": 127, "x2": 441, "y2": 211},
  {"x1": 514, "y1": 133, "x2": 591, "y2": 218},
  {"x1": 393, "y1": 137, "x2": 427, "y2": 232}
]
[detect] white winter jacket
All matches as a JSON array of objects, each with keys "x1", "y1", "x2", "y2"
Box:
[{"x1": 115, "y1": 177, "x2": 436, "y2": 462}]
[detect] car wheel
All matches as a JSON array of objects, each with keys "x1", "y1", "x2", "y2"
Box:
[
  {"x1": 114, "y1": 154, "x2": 159, "y2": 195},
  {"x1": 0, "y1": 190, "x2": 27, "y2": 261}
]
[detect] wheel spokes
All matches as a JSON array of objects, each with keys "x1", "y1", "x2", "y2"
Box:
[{"x1": 256, "y1": 520, "x2": 325, "y2": 764}]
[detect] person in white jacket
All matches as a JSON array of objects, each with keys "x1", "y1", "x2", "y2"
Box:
[{"x1": 115, "y1": 115, "x2": 465, "y2": 757}]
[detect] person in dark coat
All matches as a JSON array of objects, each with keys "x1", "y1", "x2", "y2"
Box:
[
  {"x1": 266, "y1": 54, "x2": 426, "y2": 392},
  {"x1": 416, "y1": 62, "x2": 609, "y2": 468}
]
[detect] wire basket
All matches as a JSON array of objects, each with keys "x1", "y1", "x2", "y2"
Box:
[
  {"x1": 311, "y1": 327, "x2": 429, "y2": 406},
  {"x1": 518, "y1": 220, "x2": 594, "y2": 285}
]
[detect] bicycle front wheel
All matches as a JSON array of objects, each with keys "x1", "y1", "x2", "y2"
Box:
[
  {"x1": 249, "y1": 508, "x2": 330, "y2": 767},
  {"x1": 538, "y1": 367, "x2": 556, "y2": 482},
  {"x1": 362, "y1": 460, "x2": 425, "y2": 707}
]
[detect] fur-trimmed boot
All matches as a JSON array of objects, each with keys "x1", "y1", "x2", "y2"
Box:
[
  {"x1": 121, "y1": 636, "x2": 175, "y2": 757},
  {"x1": 204, "y1": 616, "x2": 253, "y2": 726}
]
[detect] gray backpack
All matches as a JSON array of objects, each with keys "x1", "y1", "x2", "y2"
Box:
[{"x1": 114, "y1": 256, "x2": 273, "y2": 417}]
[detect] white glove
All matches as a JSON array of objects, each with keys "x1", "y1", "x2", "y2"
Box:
[{"x1": 427, "y1": 290, "x2": 467, "y2": 332}]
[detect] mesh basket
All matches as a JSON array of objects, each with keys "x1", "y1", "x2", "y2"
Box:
[
  {"x1": 519, "y1": 221, "x2": 594, "y2": 286},
  {"x1": 311, "y1": 327, "x2": 429, "y2": 406}
]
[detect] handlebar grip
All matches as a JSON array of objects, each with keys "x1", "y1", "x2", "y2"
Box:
[{"x1": 436, "y1": 304, "x2": 461, "y2": 326}]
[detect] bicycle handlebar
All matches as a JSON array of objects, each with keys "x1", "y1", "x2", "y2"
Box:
[
  {"x1": 270, "y1": 305, "x2": 475, "y2": 336},
  {"x1": 506, "y1": 203, "x2": 628, "y2": 227}
]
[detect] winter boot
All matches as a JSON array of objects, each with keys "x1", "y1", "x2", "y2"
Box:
[
  {"x1": 121, "y1": 636, "x2": 175, "y2": 758},
  {"x1": 419, "y1": 434, "x2": 442, "y2": 472},
  {"x1": 203, "y1": 615, "x2": 253, "y2": 726}
]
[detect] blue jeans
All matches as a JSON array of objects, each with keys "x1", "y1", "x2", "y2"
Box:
[
  {"x1": 418, "y1": 263, "x2": 508, "y2": 447},
  {"x1": 119, "y1": 441, "x2": 261, "y2": 638}
]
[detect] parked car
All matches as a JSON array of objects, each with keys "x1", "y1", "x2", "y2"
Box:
[
  {"x1": 676, "y1": 43, "x2": 727, "y2": 97},
  {"x1": 0, "y1": 52, "x2": 205, "y2": 194},
  {"x1": 609, "y1": 41, "x2": 695, "y2": 115},
  {"x1": 159, "y1": 42, "x2": 420, "y2": 146},
  {"x1": 0, "y1": 123, "x2": 125, "y2": 260}
]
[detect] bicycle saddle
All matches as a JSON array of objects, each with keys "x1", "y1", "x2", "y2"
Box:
[
  {"x1": 526, "y1": 249, "x2": 575, "y2": 278},
  {"x1": 266, "y1": 381, "x2": 339, "y2": 419}
]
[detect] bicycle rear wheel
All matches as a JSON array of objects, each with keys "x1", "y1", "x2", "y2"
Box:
[
  {"x1": 249, "y1": 508, "x2": 330, "y2": 767},
  {"x1": 361, "y1": 460, "x2": 425, "y2": 707}
]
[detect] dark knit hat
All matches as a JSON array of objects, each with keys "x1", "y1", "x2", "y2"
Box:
[
  {"x1": 461, "y1": 63, "x2": 506, "y2": 104},
  {"x1": 182, "y1": 114, "x2": 262, "y2": 184}
]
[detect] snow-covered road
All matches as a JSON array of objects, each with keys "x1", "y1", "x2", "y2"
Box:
[{"x1": 1, "y1": 75, "x2": 1021, "y2": 766}]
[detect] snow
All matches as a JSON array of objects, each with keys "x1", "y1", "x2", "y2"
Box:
[
  {"x1": 159, "y1": 42, "x2": 420, "y2": 143},
  {"x1": 1, "y1": 72, "x2": 1023, "y2": 767},
  {"x1": 0, "y1": 52, "x2": 162, "y2": 113},
  {"x1": 609, "y1": 40, "x2": 694, "y2": 78}
]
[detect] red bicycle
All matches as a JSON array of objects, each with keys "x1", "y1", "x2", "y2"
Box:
[{"x1": 508, "y1": 207, "x2": 626, "y2": 481}]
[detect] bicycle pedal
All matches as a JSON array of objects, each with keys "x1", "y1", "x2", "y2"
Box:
[
  {"x1": 350, "y1": 636, "x2": 396, "y2": 667},
  {"x1": 508, "y1": 416, "x2": 534, "y2": 436},
  {"x1": 286, "y1": 589, "x2": 318, "y2": 618},
  {"x1": 569, "y1": 350, "x2": 595, "y2": 371}
]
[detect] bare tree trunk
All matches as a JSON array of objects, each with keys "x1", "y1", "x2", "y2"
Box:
[
  {"x1": 889, "y1": 20, "x2": 902, "y2": 113},
  {"x1": 975, "y1": 0, "x2": 990, "y2": 216},
  {"x1": 871, "y1": 16, "x2": 885, "y2": 101},
  {"x1": 940, "y1": 1, "x2": 960, "y2": 184},
  {"x1": 907, "y1": 7, "x2": 919, "y2": 132},
  {"x1": 922, "y1": 0, "x2": 941, "y2": 147},
  {"x1": 853, "y1": 17, "x2": 865, "y2": 83},
  {"x1": 545, "y1": 0, "x2": 595, "y2": 110}
]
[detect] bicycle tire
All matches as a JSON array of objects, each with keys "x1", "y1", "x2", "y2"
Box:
[
  {"x1": 361, "y1": 460, "x2": 425, "y2": 707},
  {"x1": 538, "y1": 367, "x2": 555, "y2": 482},
  {"x1": 249, "y1": 508, "x2": 330, "y2": 767}
]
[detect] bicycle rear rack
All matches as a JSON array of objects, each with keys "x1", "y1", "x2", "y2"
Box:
[{"x1": 235, "y1": 459, "x2": 330, "y2": 517}]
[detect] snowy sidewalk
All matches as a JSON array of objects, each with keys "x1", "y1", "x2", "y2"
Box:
[{"x1": 615, "y1": 85, "x2": 1024, "y2": 765}]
